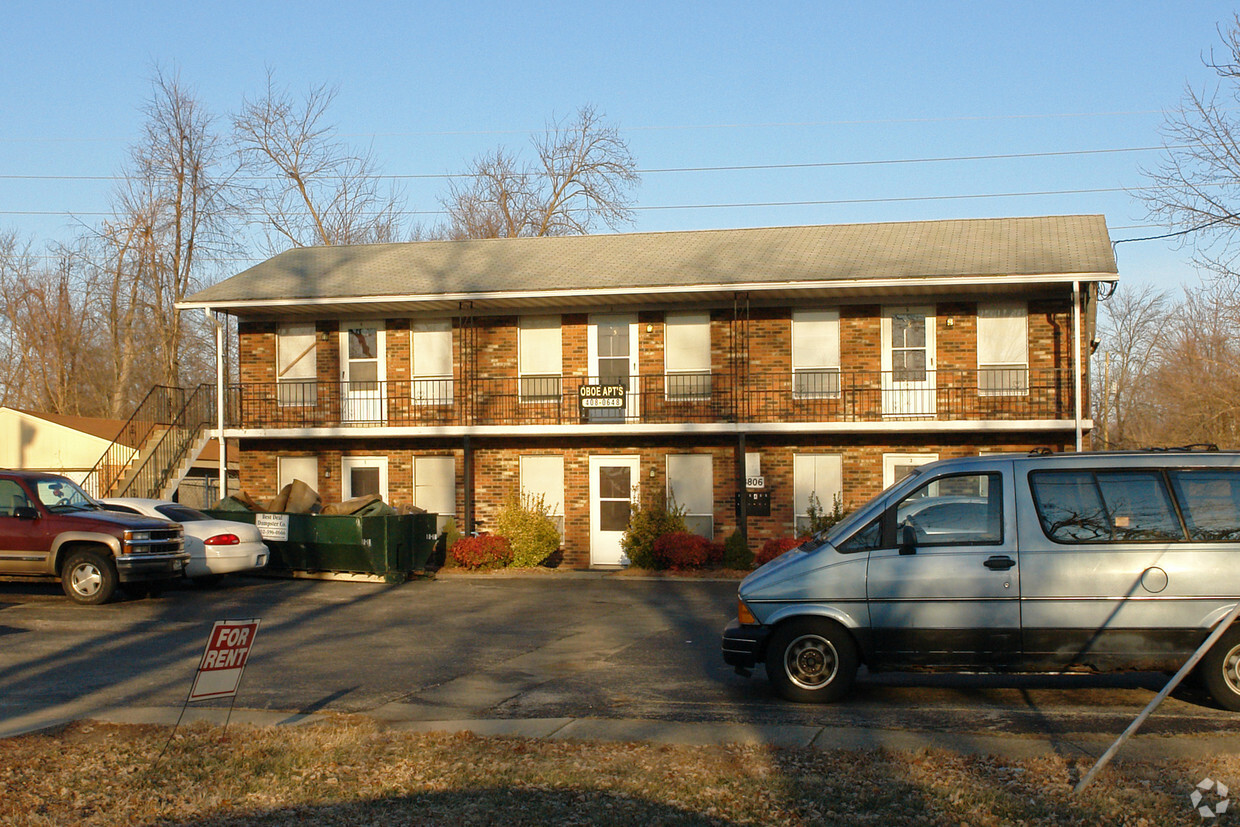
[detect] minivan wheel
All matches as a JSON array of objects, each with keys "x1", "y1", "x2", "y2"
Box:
[
  {"x1": 1202, "y1": 627, "x2": 1240, "y2": 712},
  {"x1": 765, "y1": 618, "x2": 858, "y2": 703},
  {"x1": 61, "y1": 549, "x2": 118, "y2": 605}
]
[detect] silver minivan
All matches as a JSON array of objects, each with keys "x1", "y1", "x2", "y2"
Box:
[{"x1": 722, "y1": 449, "x2": 1240, "y2": 709}]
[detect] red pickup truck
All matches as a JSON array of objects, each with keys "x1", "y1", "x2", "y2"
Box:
[{"x1": 0, "y1": 470, "x2": 188, "y2": 604}]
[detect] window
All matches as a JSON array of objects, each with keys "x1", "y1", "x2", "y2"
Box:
[
  {"x1": 0, "y1": 479, "x2": 30, "y2": 516},
  {"x1": 665, "y1": 312, "x2": 711, "y2": 400},
  {"x1": 895, "y1": 473, "x2": 1003, "y2": 545},
  {"x1": 520, "y1": 455, "x2": 565, "y2": 534},
  {"x1": 793, "y1": 454, "x2": 843, "y2": 535},
  {"x1": 1030, "y1": 470, "x2": 1185, "y2": 544},
  {"x1": 1170, "y1": 469, "x2": 1240, "y2": 542},
  {"x1": 667, "y1": 454, "x2": 714, "y2": 538},
  {"x1": 414, "y1": 456, "x2": 456, "y2": 532},
  {"x1": 278, "y1": 456, "x2": 318, "y2": 493},
  {"x1": 519, "y1": 316, "x2": 562, "y2": 402},
  {"x1": 276, "y1": 323, "x2": 317, "y2": 405},
  {"x1": 792, "y1": 310, "x2": 840, "y2": 398},
  {"x1": 412, "y1": 320, "x2": 453, "y2": 405},
  {"x1": 978, "y1": 301, "x2": 1028, "y2": 395}
]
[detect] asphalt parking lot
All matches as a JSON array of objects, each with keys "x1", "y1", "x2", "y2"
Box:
[{"x1": 4, "y1": 572, "x2": 1240, "y2": 744}]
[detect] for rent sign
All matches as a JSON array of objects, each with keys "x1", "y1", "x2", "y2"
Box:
[{"x1": 189, "y1": 619, "x2": 261, "y2": 702}]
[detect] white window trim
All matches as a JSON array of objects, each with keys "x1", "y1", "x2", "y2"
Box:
[
  {"x1": 276, "y1": 323, "x2": 317, "y2": 407},
  {"x1": 518, "y1": 315, "x2": 563, "y2": 404},
  {"x1": 664, "y1": 312, "x2": 712, "y2": 401},
  {"x1": 977, "y1": 301, "x2": 1029, "y2": 397},
  {"x1": 791, "y1": 309, "x2": 841, "y2": 400},
  {"x1": 412, "y1": 319, "x2": 454, "y2": 406}
]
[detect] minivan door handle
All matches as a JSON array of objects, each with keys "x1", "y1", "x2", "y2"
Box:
[{"x1": 984, "y1": 555, "x2": 1015, "y2": 571}]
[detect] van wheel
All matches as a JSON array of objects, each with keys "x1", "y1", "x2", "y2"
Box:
[
  {"x1": 766, "y1": 618, "x2": 858, "y2": 703},
  {"x1": 1201, "y1": 626, "x2": 1240, "y2": 711},
  {"x1": 61, "y1": 550, "x2": 118, "y2": 605}
]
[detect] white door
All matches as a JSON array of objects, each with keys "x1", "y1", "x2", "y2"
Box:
[
  {"x1": 590, "y1": 455, "x2": 638, "y2": 566},
  {"x1": 882, "y1": 453, "x2": 939, "y2": 489},
  {"x1": 342, "y1": 456, "x2": 388, "y2": 501},
  {"x1": 340, "y1": 321, "x2": 386, "y2": 423},
  {"x1": 881, "y1": 306, "x2": 936, "y2": 417},
  {"x1": 587, "y1": 314, "x2": 639, "y2": 422}
]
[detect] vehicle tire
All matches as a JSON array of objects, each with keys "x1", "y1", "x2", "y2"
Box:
[
  {"x1": 1201, "y1": 626, "x2": 1240, "y2": 711},
  {"x1": 61, "y1": 549, "x2": 118, "y2": 605},
  {"x1": 765, "y1": 618, "x2": 859, "y2": 703}
]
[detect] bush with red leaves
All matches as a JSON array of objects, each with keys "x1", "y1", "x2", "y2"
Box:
[
  {"x1": 450, "y1": 534, "x2": 513, "y2": 570},
  {"x1": 651, "y1": 531, "x2": 723, "y2": 570},
  {"x1": 755, "y1": 536, "x2": 808, "y2": 567}
]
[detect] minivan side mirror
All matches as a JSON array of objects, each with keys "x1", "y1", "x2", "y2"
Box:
[
  {"x1": 898, "y1": 524, "x2": 918, "y2": 555},
  {"x1": 14, "y1": 506, "x2": 38, "y2": 521}
]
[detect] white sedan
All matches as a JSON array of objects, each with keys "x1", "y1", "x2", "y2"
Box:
[{"x1": 100, "y1": 498, "x2": 269, "y2": 582}]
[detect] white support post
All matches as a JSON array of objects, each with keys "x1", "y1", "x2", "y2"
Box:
[
  {"x1": 213, "y1": 310, "x2": 227, "y2": 499},
  {"x1": 1073, "y1": 280, "x2": 1083, "y2": 452}
]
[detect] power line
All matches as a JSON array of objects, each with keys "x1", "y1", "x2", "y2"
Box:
[{"x1": 0, "y1": 145, "x2": 1170, "y2": 183}]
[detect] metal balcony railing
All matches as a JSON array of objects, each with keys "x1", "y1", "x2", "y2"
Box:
[{"x1": 224, "y1": 368, "x2": 1077, "y2": 429}]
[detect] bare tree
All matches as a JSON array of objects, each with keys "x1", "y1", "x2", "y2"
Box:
[
  {"x1": 442, "y1": 105, "x2": 639, "y2": 239},
  {"x1": 1093, "y1": 284, "x2": 1172, "y2": 448},
  {"x1": 1140, "y1": 14, "x2": 1240, "y2": 286},
  {"x1": 233, "y1": 72, "x2": 405, "y2": 251},
  {"x1": 0, "y1": 231, "x2": 36, "y2": 407}
]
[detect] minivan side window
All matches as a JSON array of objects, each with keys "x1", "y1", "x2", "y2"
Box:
[
  {"x1": 1168, "y1": 469, "x2": 1240, "y2": 542},
  {"x1": 1030, "y1": 470, "x2": 1185, "y2": 544},
  {"x1": 895, "y1": 472, "x2": 1003, "y2": 546}
]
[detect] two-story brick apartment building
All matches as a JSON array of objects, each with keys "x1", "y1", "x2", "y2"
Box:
[{"x1": 180, "y1": 215, "x2": 1116, "y2": 567}]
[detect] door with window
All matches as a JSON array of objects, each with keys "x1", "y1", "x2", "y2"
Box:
[
  {"x1": 590, "y1": 455, "x2": 638, "y2": 566},
  {"x1": 881, "y1": 306, "x2": 936, "y2": 417},
  {"x1": 341, "y1": 457, "x2": 388, "y2": 501},
  {"x1": 587, "y1": 315, "x2": 639, "y2": 422},
  {"x1": 340, "y1": 321, "x2": 385, "y2": 422}
]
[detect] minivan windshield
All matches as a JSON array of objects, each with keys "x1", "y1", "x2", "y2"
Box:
[{"x1": 821, "y1": 467, "x2": 928, "y2": 546}]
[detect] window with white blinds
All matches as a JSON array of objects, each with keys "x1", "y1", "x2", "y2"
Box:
[
  {"x1": 520, "y1": 455, "x2": 565, "y2": 534},
  {"x1": 667, "y1": 453, "x2": 714, "y2": 538},
  {"x1": 793, "y1": 454, "x2": 843, "y2": 535},
  {"x1": 414, "y1": 455, "x2": 456, "y2": 531},
  {"x1": 412, "y1": 319, "x2": 453, "y2": 405},
  {"x1": 519, "y1": 316, "x2": 562, "y2": 402},
  {"x1": 664, "y1": 312, "x2": 711, "y2": 400},
  {"x1": 977, "y1": 301, "x2": 1028, "y2": 396},
  {"x1": 792, "y1": 310, "x2": 840, "y2": 398},
  {"x1": 276, "y1": 324, "x2": 317, "y2": 405}
]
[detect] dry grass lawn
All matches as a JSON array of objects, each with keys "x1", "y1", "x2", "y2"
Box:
[{"x1": 1, "y1": 716, "x2": 1233, "y2": 825}]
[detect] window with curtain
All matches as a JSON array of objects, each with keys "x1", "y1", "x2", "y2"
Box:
[
  {"x1": 520, "y1": 455, "x2": 565, "y2": 535},
  {"x1": 414, "y1": 455, "x2": 456, "y2": 532},
  {"x1": 412, "y1": 319, "x2": 453, "y2": 405},
  {"x1": 793, "y1": 453, "x2": 843, "y2": 534},
  {"x1": 667, "y1": 453, "x2": 714, "y2": 538},
  {"x1": 664, "y1": 312, "x2": 711, "y2": 400},
  {"x1": 519, "y1": 315, "x2": 562, "y2": 402},
  {"x1": 792, "y1": 310, "x2": 840, "y2": 398},
  {"x1": 276, "y1": 323, "x2": 317, "y2": 405},
  {"x1": 977, "y1": 301, "x2": 1028, "y2": 395}
]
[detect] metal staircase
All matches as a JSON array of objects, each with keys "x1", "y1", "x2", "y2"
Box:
[{"x1": 84, "y1": 384, "x2": 217, "y2": 500}]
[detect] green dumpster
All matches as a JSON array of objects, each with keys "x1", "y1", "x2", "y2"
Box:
[{"x1": 205, "y1": 511, "x2": 438, "y2": 578}]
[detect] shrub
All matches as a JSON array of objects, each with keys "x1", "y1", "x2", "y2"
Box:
[
  {"x1": 435, "y1": 517, "x2": 463, "y2": 568},
  {"x1": 494, "y1": 492, "x2": 561, "y2": 568},
  {"x1": 621, "y1": 494, "x2": 686, "y2": 569},
  {"x1": 722, "y1": 529, "x2": 753, "y2": 570},
  {"x1": 755, "y1": 536, "x2": 807, "y2": 567},
  {"x1": 652, "y1": 531, "x2": 714, "y2": 570},
  {"x1": 450, "y1": 534, "x2": 512, "y2": 570},
  {"x1": 806, "y1": 492, "x2": 850, "y2": 534}
]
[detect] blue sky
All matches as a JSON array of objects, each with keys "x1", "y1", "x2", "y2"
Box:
[{"x1": 3, "y1": 1, "x2": 1239, "y2": 290}]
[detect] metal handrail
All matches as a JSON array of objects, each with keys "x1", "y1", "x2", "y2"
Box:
[
  {"x1": 112, "y1": 383, "x2": 216, "y2": 499},
  {"x1": 82, "y1": 385, "x2": 187, "y2": 498}
]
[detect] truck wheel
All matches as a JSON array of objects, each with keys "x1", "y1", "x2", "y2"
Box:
[
  {"x1": 61, "y1": 550, "x2": 118, "y2": 605},
  {"x1": 766, "y1": 618, "x2": 858, "y2": 703},
  {"x1": 1201, "y1": 626, "x2": 1240, "y2": 711}
]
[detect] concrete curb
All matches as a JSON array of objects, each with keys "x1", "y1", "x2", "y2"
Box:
[{"x1": 8, "y1": 705, "x2": 1240, "y2": 761}]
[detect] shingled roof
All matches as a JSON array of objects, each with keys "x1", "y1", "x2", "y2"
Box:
[{"x1": 182, "y1": 215, "x2": 1117, "y2": 317}]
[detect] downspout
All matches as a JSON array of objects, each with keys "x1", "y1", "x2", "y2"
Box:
[
  {"x1": 209, "y1": 309, "x2": 227, "y2": 498},
  {"x1": 1073, "y1": 281, "x2": 1083, "y2": 452}
]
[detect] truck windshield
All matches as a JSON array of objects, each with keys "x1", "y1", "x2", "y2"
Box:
[{"x1": 35, "y1": 479, "x2": 95, "y2": 512}]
